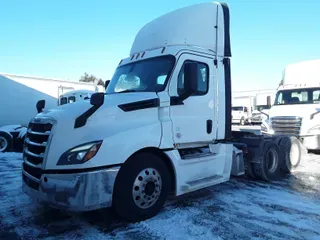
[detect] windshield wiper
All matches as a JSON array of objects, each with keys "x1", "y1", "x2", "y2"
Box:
[{"x1": 117, "y1": 89, "x2": 138, "y2": 93}]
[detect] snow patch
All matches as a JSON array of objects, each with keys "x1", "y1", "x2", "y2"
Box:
[{"x1": 0, "y1": 153, "x2": 320, "y2": 239}]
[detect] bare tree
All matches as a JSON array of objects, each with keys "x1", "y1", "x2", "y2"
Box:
[{"x1": 79, "y1": 72, "x2": 105, "y2": 87}]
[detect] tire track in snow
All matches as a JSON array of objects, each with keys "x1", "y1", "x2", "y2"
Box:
[{"x1": 0, "y1": 152, "x2": 320, "y2": 239}]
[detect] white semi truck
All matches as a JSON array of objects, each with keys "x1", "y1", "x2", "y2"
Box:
[
  {"x1": 261, "y1": 59, "x2": 320, "y2": 150},
  {"x1": 21, "y1": 2, "x2": 301, "y2": 222}
]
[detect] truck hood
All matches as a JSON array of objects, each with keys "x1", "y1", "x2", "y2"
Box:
[
  {"x1": 37, "y1": 92, "x2": 159, "y2": 121},
  {"x1": 37, "y1": 92, "x2": 162, "y2": 170},
  {"x1": 269, "y1": 104, "x2": 320, "y2": 119}
]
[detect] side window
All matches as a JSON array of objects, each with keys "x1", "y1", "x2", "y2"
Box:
[
  {"x1": 68, "y1": 96, "x2": 76, "y2": 103},
  {"x1": 60, "y1": 97, "x2": 67, "y2": 105},
  {"x1": 157, "y1": 75, "x2": 167, "y2": 85},
  {"x1": 313, "y1": 90, "x2": 320, "y2": 102},
  {"x1": 177, "y1": 61, "x2": 209, "y2": 96},
  {"x1": 276, "y1": 92, "x2": 283, "y2": 104}
]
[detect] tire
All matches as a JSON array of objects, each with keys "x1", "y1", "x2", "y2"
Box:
[
  {"x1": 0, "y1": 131, "x2": 13, "y2": 153},
  {"x1": 275, "y1": 135, "x2": 284, "y2": 145},
  {"x1": 240, "y1": 117, "x2": 245, "y2": 126},
  {"x1": 244, "y1": 160, "x2": 256, "y2": 179},
  {"x1": 278, "y1": 136, "x2": 301, "y2": 173},
  {"x1": 253, "y1": 142, "x2": 282, "y2": 181},
  {"x1": 112, "y1": 152, "x2": 171, "y2": 222}
]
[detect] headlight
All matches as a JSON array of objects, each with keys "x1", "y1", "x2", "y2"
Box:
[
  {"x1": 308, "y1": 125, "x2": 320, "y2": 134},
  {"x1": 57, "y1": 141, "x2": 102, "y2": 165},
  {"x1": 261, "y1": 124, "x2": 268, "y2": 132}
]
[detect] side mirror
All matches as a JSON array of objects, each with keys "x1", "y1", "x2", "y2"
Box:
[
  {"x1": 105, "y1": 80, "x2": 110, "y2": 90},
  {"x1": 36, "y1": 100, "x2": 45, "y2": 113},
  {"x1": 267, "y1": 96, "x2": 271, "y2": 108},
  {"x1": 183, "y1": 62, "x2": 198, "y2": 96},
  {"x1": 90, "y1": 92, "x2": 104, "y2": 106}
]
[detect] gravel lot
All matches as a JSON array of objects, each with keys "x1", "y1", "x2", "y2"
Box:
[{"x1": 1, "y1": 131, "x2": 320, "y2": 239}]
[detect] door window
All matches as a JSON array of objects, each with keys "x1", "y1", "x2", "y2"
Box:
[{"x1": 177, "y1": 61, "x2": 209, "y2": 96}]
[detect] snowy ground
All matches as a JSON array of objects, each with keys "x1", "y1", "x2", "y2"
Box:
[{"x1": 1, "y1": 151, "x2": 320, "y2": 240}]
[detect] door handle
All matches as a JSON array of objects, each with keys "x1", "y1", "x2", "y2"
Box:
[{"x1": 207, "y1": 120, "x2": 213, "y2": 134}]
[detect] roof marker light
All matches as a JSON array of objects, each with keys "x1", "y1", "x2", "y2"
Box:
[
  {"x1": 131, "y1": 55, "x2": 135, "y2": 60},
  {"x1": 136, "y1": 53, "x2": 140, "y2": 59},
  {"x1": 141, "y1": 52, "x2": 145, "y2": 58},
  {"x1": 161, "y1": 47, "x2": 166, "y2": 54}
]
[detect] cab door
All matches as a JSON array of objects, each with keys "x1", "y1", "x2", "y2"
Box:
[{"x1": 168, "y1": 53, "x2": 216, "y2": 146}]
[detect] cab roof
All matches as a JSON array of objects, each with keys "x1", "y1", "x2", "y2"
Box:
[{"x1": 129, "y1": 2, "x2": 231, "y2": 58}]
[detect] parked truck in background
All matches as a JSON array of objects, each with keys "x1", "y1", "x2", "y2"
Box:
[
  {"x1": 21, "y1": 2, "x2": 301, "y2": 222},
  {"x1": 261, "y1": 59, "x2": 320, "y2": 151},
  {"x1": 232, "y1": 95, "x2": 255, "y2": 125},
  {"x1": 232, "y1": 106, "x2": 250, "y2": 125},
  {"x1": 250, "y1": 92, "x2": 275, "y2": 124}
]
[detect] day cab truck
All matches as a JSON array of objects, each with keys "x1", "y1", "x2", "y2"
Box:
[
  {"x1": 261, "y1": 59, "x2": 320, "y2": 153},
  {"x1": 21, "y1": 2, "x2": 302, "y2": 222}
]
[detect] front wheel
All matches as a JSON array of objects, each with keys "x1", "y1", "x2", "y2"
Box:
[{"x1": 112, "y1": 152, "x2": 171, "y2": 222}]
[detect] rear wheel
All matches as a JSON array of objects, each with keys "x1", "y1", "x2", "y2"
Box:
[
  {"x1": 112, "y1": 152, "x2": 171, "y2": 222},
  {"x1": 0, "y1": 132, "x2": 12, "y2": 153},
  {"x1": 253, "y1": 142, "x2": 282, "y2": 181},
  {"x1": 244, "y1": 158, "x2": 256, "y2": 179},
  {"x1": 279, "y1": 136, "x2": 301, "y2": 173}
]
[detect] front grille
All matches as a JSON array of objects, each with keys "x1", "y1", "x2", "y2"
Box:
[
  {"x1": 270, "y1": 116, "x2": 302, "y2": 135},
  {"x1": 23, "y1": 119, "x2": 53, "y2": 166},
  {"x1": 23, "y1": 174, "x2": 39, "y2": 190},
  {"x1": 23, "y1": 162, "x2": 42, "y2": 179}
]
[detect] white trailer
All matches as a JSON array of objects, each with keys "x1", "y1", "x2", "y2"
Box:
[
  {"x1": 261, "y1": 59, "x2": 320, "y2": 150},
  {"x1": 0, "y1": 73, "x2": 104, "y2": 127},
  {"x1": 21, "y1": 2, "x2": 301, "y2": 222}
]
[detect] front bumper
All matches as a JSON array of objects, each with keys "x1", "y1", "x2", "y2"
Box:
[
  {"x1": 22, "y1": 163, "x2": 120, "y2": 212},
  {"x1": 301, "y1": 135, "x2": 320, "y2": 150}
]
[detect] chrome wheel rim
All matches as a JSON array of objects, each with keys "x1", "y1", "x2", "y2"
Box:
[
  {"x1": 132, "y1": 168, "x2": 162, "y2": 209},
  {"x1": 290, "y1": 143, "x2": 299, "y2": 166},
  {"x1": 267, "y1": 148, "x2": 278, "y2": 173},
  {"x1": 0, "y1": 136, "x2": 8, "y2": 152}
]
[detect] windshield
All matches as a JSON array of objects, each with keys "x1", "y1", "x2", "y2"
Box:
[
  {"x1": 232, "y1": 107, "x2": 244, "y2": 111},
  {"x1": 106, "y1": 55, "x2": 175, "y2": 94},
  {"x1": 274, "y1": 88, "x2": 320, "y2": 105}
]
